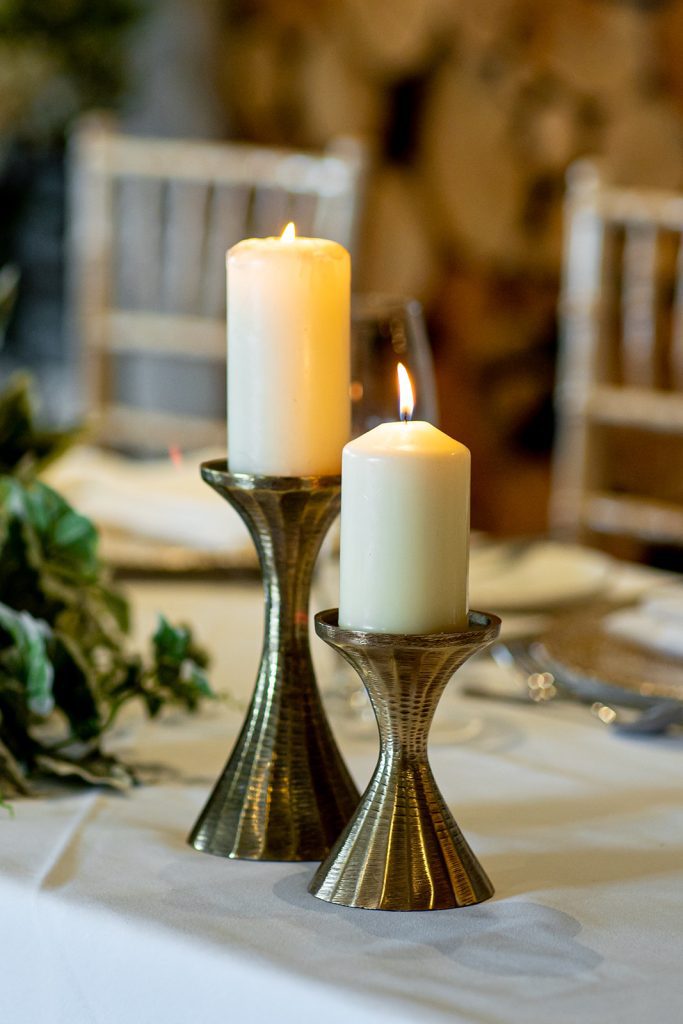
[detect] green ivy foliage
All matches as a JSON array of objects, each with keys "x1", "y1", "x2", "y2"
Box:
[{"x1": 0, "y1": 377, "x2": 213, "y2": 800}]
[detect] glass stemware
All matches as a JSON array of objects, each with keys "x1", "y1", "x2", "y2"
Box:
[{"x1": 349, "y1": 294, "x2": 438, "y2": 435}]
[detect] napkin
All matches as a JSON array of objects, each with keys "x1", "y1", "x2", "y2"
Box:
[
  {"x1": 42, "y1": 445, "x2": 252, "y2": 561},
  {"x1": 604, "y1": 585, "x2": 683, "y2": 661}
]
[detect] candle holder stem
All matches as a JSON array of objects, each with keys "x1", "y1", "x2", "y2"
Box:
[
  {"x1": 188, "y1": 461, "x2": 359, "y2": 861},
  {"x1": 309, "y1": 609, "x2": 501, "y2": 910}
]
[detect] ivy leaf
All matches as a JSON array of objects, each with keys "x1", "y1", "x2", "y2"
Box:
[
  {"x1": 182, "y1": 660, "x2": 213, "y2": 698},
  {"x1": 23, "y1": 481, "x2": 99, "y2": 582},
  {"x1": 0, "y1": 735, "x2": 32, "y2": 799},
  {"x1": 0, "y1": 264, "x2": 19, "y2": 348},
  {"x1": 50, "y1": 631, "x2": 102, "y2": 741},
  {"x1": 0, "y1": 482, "x2": 10, "y2": 552},
  {"x1": 0, "y1": 603, "x2": 53, "y2": 716},
  {"x1": 34, "y1": 752, "x2": 135, "y2": 792},
  {"x1": 153, "y1": 615, "x2": 190, "y2": 662},
  {"x1": 96, "y1": 583, "x2": 130, "y2": 634},
  {"x1": 149, "y1": 614, "x2": 214, "y2": 712},
  {"x1": 0, "y1": 374, "x2": 78, "y2": 479}
]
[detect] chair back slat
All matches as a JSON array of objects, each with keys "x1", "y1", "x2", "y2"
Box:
[
  {"x1": 68, "y1": 122, "x2": 115, "y2": 413},
  {"x1": 559, "y1": 163, "x2": 604, "y2": 386},
  {"x1": 161, "y1": 180, "x2": 211, "y2": 316},
  {"x1": 114, "y1": 177, "x2": 165, "y2": 311},
  {"x1": 200, "y1": 184, "x2": 252, "y2": 318},
  {"x1": 550, "y1": 163, "x2": 605, "y2": 534},
  {"x1": 672, "y1": 238, "x2": 683, "y2": 390},
  {"x1": 288, "y1": 191, "x2": 318, "y2": 237},
  {"x1": 621, "y1": 225, "x2": 658, "y2": 387},
  {"x1": 250, "y1": 185, "x2": 290, "y2": 237}
]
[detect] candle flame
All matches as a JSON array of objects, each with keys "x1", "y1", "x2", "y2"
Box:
[
  {"x1": 281, "y1": 221, "x2": 296, "y2": 242},
  {"x1": 397, "y1": 363, "x2": 414, "y2": 422}
]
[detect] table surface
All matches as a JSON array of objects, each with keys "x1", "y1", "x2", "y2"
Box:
[{"x1": 3, "y1": 571, "x2": 683, "y2": 1024}]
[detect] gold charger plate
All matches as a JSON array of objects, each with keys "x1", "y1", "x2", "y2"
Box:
[{"x1": 536, "y1": 602, "x2": 683, "y2": 708}]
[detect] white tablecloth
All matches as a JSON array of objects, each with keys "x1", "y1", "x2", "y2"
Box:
[{"x1": 3, "y1": 578, "x2": 683, "y2": 1024}]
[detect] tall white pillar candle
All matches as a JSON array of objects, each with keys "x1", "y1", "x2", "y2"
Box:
[
  {"x1": 339, "y1": 366, "x2": 470, "y2": 634},
  {"x1": 227, "y1": 224, "x2": 350, "y2": 476}
]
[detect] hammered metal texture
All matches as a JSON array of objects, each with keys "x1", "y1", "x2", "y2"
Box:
[
  {"x1": 188, "y1": 461, "x2": 360, "y2": 862},
  {"x1": 309, "y1": 609, "x2": 501, "y2": 911}
]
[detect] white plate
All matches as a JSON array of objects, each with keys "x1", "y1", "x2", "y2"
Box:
[{"x1": 469, "y1": 541, "x2": 613, "y2": 614}]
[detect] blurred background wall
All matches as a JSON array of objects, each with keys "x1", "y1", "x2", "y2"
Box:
[
  {"x1": 213, "y1": 0, "x2": 683, "y2": 531},
  {"x1": 1, "y1": 0, "x2": 682, "y2": 533}
]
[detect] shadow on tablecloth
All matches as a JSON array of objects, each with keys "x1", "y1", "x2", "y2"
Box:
[{"x1": 272, "y1": 869, "x2": 602, "y2": 978}]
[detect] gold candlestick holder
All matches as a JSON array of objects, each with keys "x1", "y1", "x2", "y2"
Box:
[
  {"x1": 309, "y1": 608, "x2": 501, "y2": 911},
  {"x1": 188, "y1": 460, "x2": 359, "y2": 862}
]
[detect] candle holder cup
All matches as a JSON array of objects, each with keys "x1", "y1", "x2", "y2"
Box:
[
  {"x1": 188, "y1": 460, "x2": 359, "y2": 862},
  {"x1": 309, "y1": 609, "x2": 501, "y2": 911}
]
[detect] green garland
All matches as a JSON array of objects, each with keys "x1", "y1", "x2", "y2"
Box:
[{"x1": 0, "y1": 377, "x2": 213, "y2": 799}]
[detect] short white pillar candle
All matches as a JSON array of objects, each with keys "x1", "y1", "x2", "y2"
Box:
[{"x1": 339, "y1": 365, "x2": 470, "y2": 634}]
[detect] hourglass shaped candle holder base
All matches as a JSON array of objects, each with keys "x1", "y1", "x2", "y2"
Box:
[
  {"x1": 309, "y1": 609, "x2": 501, "y2": 911},
  {"x1": 188, "y1": 461, "x2": 360, "y2": 862}
]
